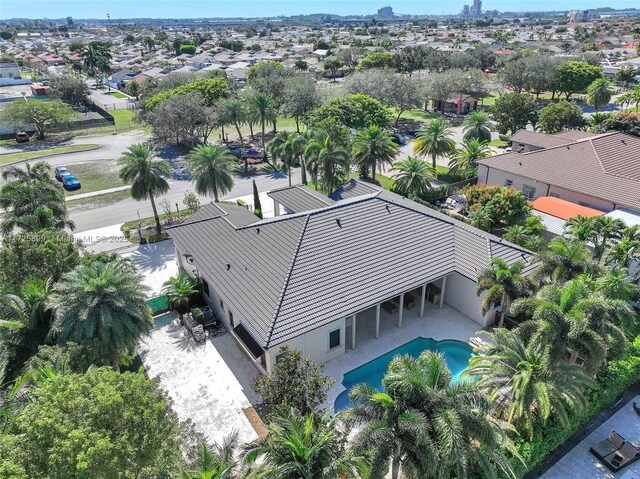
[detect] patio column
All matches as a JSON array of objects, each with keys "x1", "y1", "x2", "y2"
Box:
[
  {"x1": 375, "y1": 304, "x2": 380, "y2": 339},
  {"x1": 273, "y1": 199, "x2": 280, "y2": 217},
  {"x1": 420, "y1": 283, "x2": 427, "y2": 318},
  {"x1": 439, "y1": 276, "x2": 447, "y2": 309},
  {"x1": 398, "y1": 293, "x2": 404, "y2": 328},
  {"x1": 351, "y1": 314, "x2": 357, "y2": 350}
]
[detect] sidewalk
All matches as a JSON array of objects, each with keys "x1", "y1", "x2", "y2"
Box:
[{"x1": 66, "y1": 185, "x2": 131, "y2": 201}]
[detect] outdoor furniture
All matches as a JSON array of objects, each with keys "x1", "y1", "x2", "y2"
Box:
[
  {"x1": 381, "y1": 300, "x2": 398, "y2": 314},
  {"x1": 184, "y1": 314, "x2": 207, "y2": 343},
  {"x1": 590, "y1": 431, "x2": 625, "y2": 462},
  {"x1": 403, "y1": 293, "x2": 416, "y2": 310},
  {"x1": 590, "y1": 432, "x2": 640, "y2": 473}
]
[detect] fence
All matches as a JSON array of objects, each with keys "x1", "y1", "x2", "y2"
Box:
[
  {"x1": 446, "y1": 177, "x2": 477, "y2": 196},
  {"x1": 148, "y1": 295, "x2": 170, "y2": 315}
]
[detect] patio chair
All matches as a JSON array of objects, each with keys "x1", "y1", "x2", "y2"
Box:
[
  {"x1": 381, "y1": 300, "x2": 398, "y2": 314},
  {"x1": 403, "y1": 293, "x2": 416, "y2": 310},
  {"x1": 602, "y1": 442, "x2": 640, "y2": 473},
  {"x1": 590, "y1": 431, "x2": 625, "y2": 462}
]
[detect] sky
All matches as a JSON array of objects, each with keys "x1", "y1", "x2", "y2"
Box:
[{"x1": 0, "y1": 1, "x2": 638, "y2": 20}]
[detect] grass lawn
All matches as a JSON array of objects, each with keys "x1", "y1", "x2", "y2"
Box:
[
  {"x1": 111, "y1": 91, "x2": 129, "y2": 100},
  {"x1": 400, "y1": 109, "x2": 443, "y2": 122},
  {"x1": 66, "y1": 189, "x2": 131, "y2": 210},
  {"x1": 479, "y1": 92, "x2": 498, "y2": 107},
  {"x1": 347, "y1": 171, "x2": 395, "y2": 190},
  {"x1": 435, "y1": 166, "x2": 461, "y2": 184},
  {"x1": 489, "y1": 139, "x2": 509, "y2": 148},
  {"x1": 0, "y1": 144, "x2": 101, "y2": 166},
  {"x1": 63, "y1": 160, "x2": 126, "y2": 197}
]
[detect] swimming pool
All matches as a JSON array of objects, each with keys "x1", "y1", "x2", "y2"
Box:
[{"x1": 333, "y1": 338, "x2": 473, "y2": 411}]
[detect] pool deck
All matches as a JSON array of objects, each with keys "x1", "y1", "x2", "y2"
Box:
[{"x1": 323, "y1": 301, "x2": 483, "y2": 408}]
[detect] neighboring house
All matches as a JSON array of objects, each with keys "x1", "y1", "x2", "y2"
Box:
[
  {"x1": 0, "y1": 62, "x2": 30, "y2": 86},
  {"x1": 431, "y1": 94, "x2": 478, "y2": 114},
  {"x1": 167, "y1": 180, "x2": 535, "y2": 375},
  {"x1": 477, "y1": 130, "x2": 640, "y2": 212},
  {"x1": 530, "y1": 196, "x2": 604, "y2": 239},
  {"x1": 508, "y1": 129, "x2": 597, "y2": 153},
  {"x1": 105, "y1": 68, "x2": 135, "y2": 89}
]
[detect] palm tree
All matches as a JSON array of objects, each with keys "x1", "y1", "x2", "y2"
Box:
[
  {"x1": 268, "y1": 132, "x2": 296, "y2": 187},
  {"x1": 604, "y1": 236, "x2": 640, "y2": 268},
  {"x1": 564, "y1": 215, "x2": 597, "y2": 242},
  {"x1": 467, "y1": 207, "x2": 494, "y2": 232},
  {"x1": 466, "y1": 328, "x2": 595, "y2": 439},
  {"x1": 614, "y1": 92, "x2": 634, "y2": 111},
  {"x1": 594, "y1": 267, "x2": 640, "y2": 302},
  {"x1": 390, "y1": 156, "x2": 435, "y2": 198},
  {"x1": 0, "y1": 162, "x2": 73, "y2": 234},
  {"x1": 221, "y1": 98, "x2": 247, "y2": 146},
  {"x1": 462, "y1": 110, "x2": 494, "y2": 142},
  {"x1": 47, "y1": 261, "x2": 152, "y2": 367},
  {"x1": 533, "y1": 237, "x2": 600, "y2": 285},
  {"x1": 476, "y1": 258, "x2": 532, "y2": 327},
  {"x1": 182, "y1": 437, "x2": 239, "y2": 479},
  {"x1": 448, "y1": 138, "x2": 491, "y2": 178},
  {"x1": 304, "y1": 134, "x2": 350, "y2": 194},
  {"x1": 162, "y1": 273, "x2": 199, "y2": 320},
  {"x1": 350, "y1": 351, "x2": 520, "y2": 479},
  {"x1": 249, "y1": 92, "x2": 277, "y2": 158},
  {"x1": 293, "y1": 60, "x2": 308, "y2": 72},
  {"x1": 118, "y1": 144, "x2": 170, "y2": 234},
  {"x1": 244, "y1": 408, "x2": 367, "y2": 479},
  {"x1": 512, "y1": 279, "x2": 633, "y2": 372},
  {"x1": 187, "y1": 145, "x2": 236, "y2": 202},
  {"x1": 586, "y1": 78, "x2": 612, "y2": 113},
  {"x1": 351, "y1": 126, "x2": 398, "y2": 181},
  {"x1": 413, "y1": 117, "x2": 456, "y2": 169},
  {"x1": 82, "y1": 42, "x2": 112, "y2": 76}
]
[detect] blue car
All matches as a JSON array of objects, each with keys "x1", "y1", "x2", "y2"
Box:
[{"x1": 54, "y1": 166, "x2": 81, "y2": 191}]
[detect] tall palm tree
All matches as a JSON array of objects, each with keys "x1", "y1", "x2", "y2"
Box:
[
  {"x1": 448, "y1": 138, "x2": 491, "y2": 178},
  {"x1": 304, "y1": 134, "x2": 350, "y2": 194},
  {"x1": 268, "y1": 132, "x2": 296, "y2": 187},
  {"x1": 118, "y1": 144, "x2": 170, "y2": 234},
  {"x1": 221, "y1": 98, "x2": 247, "y2": 146},
  {"x1": 244, "y1": 408, "x2": 367, "y2": 479},
  {"x1": 47, "y1": 261, "x2": 152, "y2": 368},
  {"x1": 586, "y1": 78, "x2": 612, "y2": 113},
  {"x1": 187, "y1": 145, "x2": 236, "y2": 202},
  {"x1": 466, "y1": 328, "x2": 595, "y2": 439},
  {"x1": 350, "y1": 351, "x2": 520, "y2": 479},
  {"x1": 391, "y1": 156, "x2": 435, "y2": 198},
  {"x1": 182, "y1": 437, "x2": 239, "y2": 479},
  {"x1": 351, "y1": 126, "x2": 398, "y2": 181},
  {"x1": 249, "y1": 92, "x2": 277, "y2": 158},
  {"x1": 0, "y1": 162, "x2": 73, "y2": 234},
  {"x1": 476, "y1": 258, "x2": 532, "y2": 327},
  {"x1": 533, "y1": 237, "x2": 600, "y2": 285},
  {"x1": 594, "y1": 267, "x2": 640, "y2": 302},
  {"x1": 462, "y1": 110, "x2": 495, "y2": 142},
  {"x1": 413, "y1": 117, "x2": 456, "y2": 169},
  {"x1": 82, "y1": 42, "x2": 112, "y2": 76},
  {"x1": 162, "y1": 273, "x2": 199, "y2": 320},
  {"x1": 512, "y1": 279, "x2": 633, "y2": 372}
]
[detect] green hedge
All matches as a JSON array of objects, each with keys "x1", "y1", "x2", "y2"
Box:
[
  {"x1": 148, "y1": 295, "x2": 170, "y2": 315},
  {"x1": 512, "y1": 336, "x2": 640, "y2": 476}
]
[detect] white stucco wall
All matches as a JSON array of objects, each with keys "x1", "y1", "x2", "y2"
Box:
[
  {"x1": 265, "y1": 317, "x2": 346, "y2": 374},
  {"x1": 443, "y1": 272, "x2": 493, "y2": 328}
]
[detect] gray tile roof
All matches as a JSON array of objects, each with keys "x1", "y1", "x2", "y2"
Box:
[
  {"x1": 329, "y1": 178, "x2": 381, "y2": 201},
  {"x1": 478, "y1": 132, "x2": 640, "y2": 211},
  {"x1": 267, "y1": 185, "x2": 334, "y2": 213},
  {"x1": 510, "y1": 129, "x2": 574, "y2": 149},
  {"x1": 168, "y1": 182, "x2": 535, "y2": 349}
]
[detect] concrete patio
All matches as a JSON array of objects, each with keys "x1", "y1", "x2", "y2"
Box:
[
  {"x1": 324, "y1": 295, "x2": 483, "y2": 408},
  {"x1": 138, "y1": 314, "x2": 260, "y2": 446},
  {"x1": 541, "y1": 396, "x2": 640, "y2": 479},
  {"x1": 124, "y1": 240, "x2": 179, "y2": 296}
]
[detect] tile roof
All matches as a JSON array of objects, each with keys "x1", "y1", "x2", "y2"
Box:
[
  {"x1": 267, "y1": 185, "x2": 335, "y2": 213},
  {"x1": 329, "y1": 178, "x2": 381, "y2": 201},
  {"x1": 168, "y1": 182, "x2": 535, "y2": 349},
  {"x1": 478, "y1": 132, "x2": 640, "y2": 211},
  {"x1": 531, "y1": 196, "x2": 605, "y2": 220},
  {"x1": 510, "y1": 129, "x2": 575, "y2": 149}
]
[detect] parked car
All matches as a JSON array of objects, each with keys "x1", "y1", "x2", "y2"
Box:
[
  {"x1": 15, "y1": 131, "x2": 29, "y2": 143},
  {"x1": 54, "y1": 166, "x2": 81, "y2": 191},
  {"x1": 391, "y1": 133, "x2": 406, "y2": 145}
]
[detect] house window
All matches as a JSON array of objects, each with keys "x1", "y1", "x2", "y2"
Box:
[
  {"x1": 329, "y1": 329, "x2": 341, "y2": 349},
  {"x1": 549, "y1": 192, "x2": 560, "y2": 198},
  {"x1": 275, "y1": 353, "x2": 284, "y2": 364},
  {"x1": 504, "y1": 179, "x2": 513, "y2": 187},
  {"x1": 229, "y1": 311, "x2": 234, "y2": 327},
  {"x1": 522, "y1": 184, "x2": 536, "y2": 200},
  {"x1": 201, "y1": 278, "x2": 210, "y2": 297},
  {"x1": 578, "y1": 201, "x2": 590, "y2": 207}
]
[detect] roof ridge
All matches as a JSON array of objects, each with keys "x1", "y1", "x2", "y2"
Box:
[{"x1": 265, "y1": 214, "x2": 310, "y2": 348}]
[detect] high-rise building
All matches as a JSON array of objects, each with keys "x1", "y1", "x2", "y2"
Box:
[
  {"x1": 377, "y1": 6, "x2": 394, "y2": 19},
  {"x1": 471, "y1": 0, "x2": 483, "y2": 17}
]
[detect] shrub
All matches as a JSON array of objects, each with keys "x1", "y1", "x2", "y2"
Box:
[
  {"x1": 191, "y1": 307, "x2": 204, "y2": 324},
  {"x1": 145, "y1": 77, "x2": 230, "y2": 109},
  {"x1": 179, "y1": 44, "x2": 197, "y2": 55}
]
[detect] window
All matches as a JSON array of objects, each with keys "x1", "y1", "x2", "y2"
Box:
[
  {"x1": 201, "y1": 278, "x2": 210, "y2": 297},
  {"x1": 504, "y1": 179, "x2": 513, "y2": 187},
  {"x1": 329, "y1": 329, "x2": 341, "y2": 349},
  {"x1": 549, "y1": 192, "x2": 560, "y2": 198},
  {"x1": 275, "y1": 353, "x2": 284, "y2": 364},
  {"x1": 229, "y1": 310, "x2": 234, "y2": 327},
  {"x1": 578, "y1": 201, "x2": 590, "y2": 207},
  {"x1": 522, "y1": 184, "x2": 536, "y2": 200}
]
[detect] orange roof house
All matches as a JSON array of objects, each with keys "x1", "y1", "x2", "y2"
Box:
[{"x1": 531, "y1": 197, "x2": 604, "y2": 221}]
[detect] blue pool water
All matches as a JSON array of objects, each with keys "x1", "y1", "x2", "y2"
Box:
[{"x1": 333, "y1": 338, "x2": 473, "y2": 411}]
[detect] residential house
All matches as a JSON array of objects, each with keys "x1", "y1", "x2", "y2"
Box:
[
  {"x1": 168, "y1": 180, "x2": 535, "y2": 375},
  {"x1": 0, "y1": 62, "x2": 30, "y2": 86},
  {"x1": 431, "y1": 94, "x2": 478, "y2": 114}
]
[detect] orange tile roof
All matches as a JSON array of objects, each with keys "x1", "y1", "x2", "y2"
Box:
[{"x1": 531, "y1": 196, "x2": 605, "y2": 220}]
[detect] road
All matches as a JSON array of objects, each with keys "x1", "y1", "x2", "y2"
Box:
[{"x1": 70, "y1": 169, "x2": 303, "y2": 232}]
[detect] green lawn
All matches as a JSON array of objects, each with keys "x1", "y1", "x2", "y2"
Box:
[
  {"x1": 111, "y1": 91, "x2": 129, "y2": 100},
  {"x1": 399, "y1": 109, "x2": 443, "y2": 122},
  {"x1": 0, "y1": 144, "x2": 101, "y2": 166},
  {"x1": 489, "y1": 139, "x2": 509, "y2": 148},
  {"x1": 63, "y1": 160, "x2": 126, "y2": 197},
  {"x1": 66, "y1": 189, "x2": 131, "y2": 210}
]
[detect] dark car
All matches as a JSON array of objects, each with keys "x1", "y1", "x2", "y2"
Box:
[
  {"x1": 391, "y1": 133, "x2": 406, "y2": 145},
  {"x1": 15, "y1": 131, "x2": 29, "y2": 143},
  {"x1": 54, "y1": 166, "x2": 70, "y2": 181}
]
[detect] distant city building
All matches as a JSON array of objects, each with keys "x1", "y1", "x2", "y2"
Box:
[
  {"x1": 568, "y1": 10, "x2": 591, "y2": 22},
  {"x1": 461, "y1": 0, "x2": 483, "y2": 18},
  {"x1": 377, "y1": 6, "x2": 394, "y2": 19}
]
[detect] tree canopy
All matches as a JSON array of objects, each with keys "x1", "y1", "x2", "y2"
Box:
[
  {"x1": 145, "y1": 77, "x2": 230, "y2": 109},
  {"x1": 308, "y1": 93, "x2": 393, "y2": 130}
]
